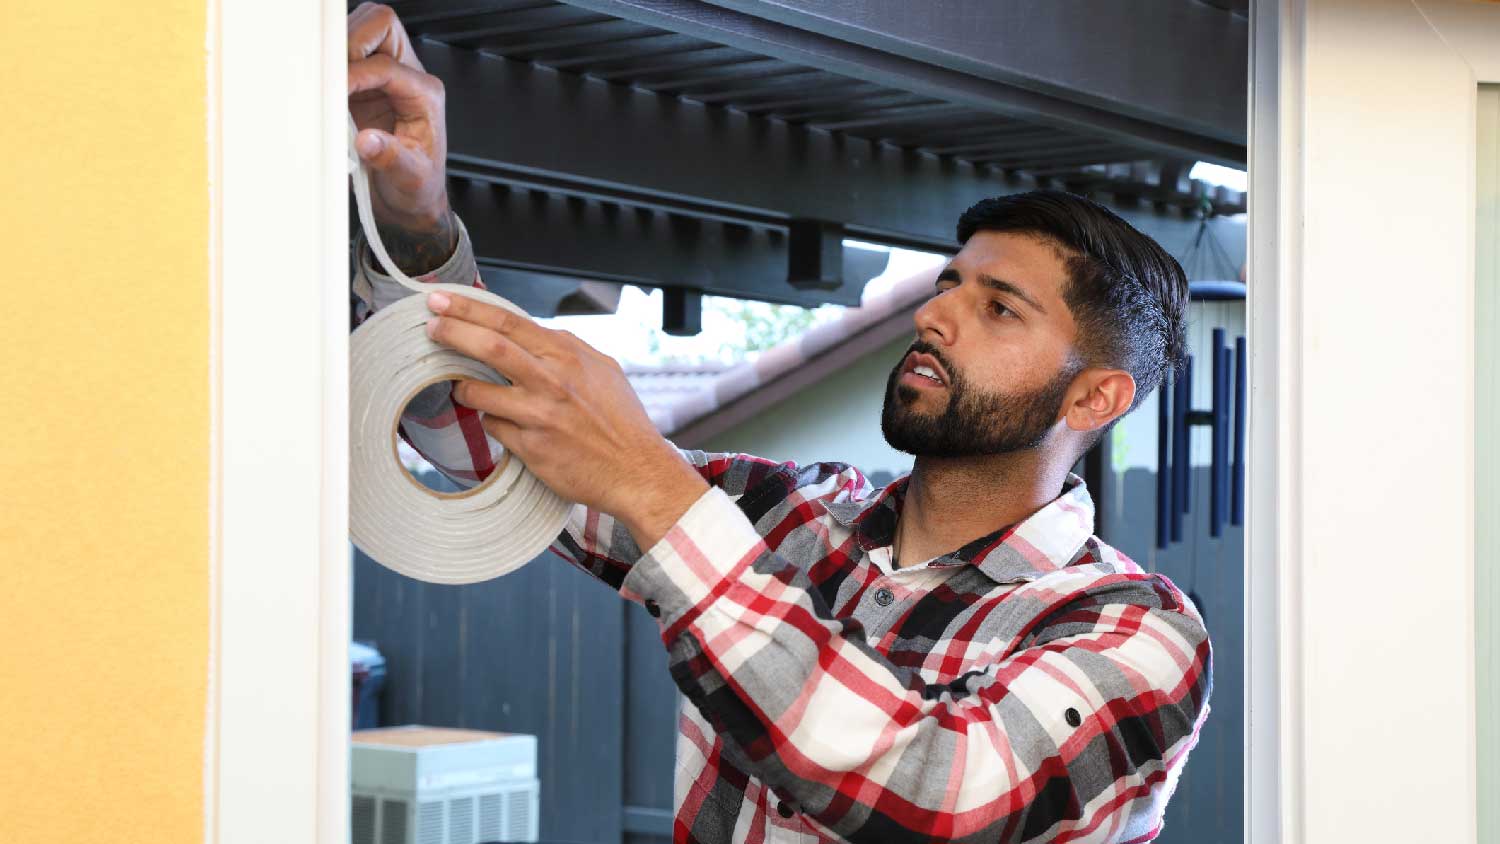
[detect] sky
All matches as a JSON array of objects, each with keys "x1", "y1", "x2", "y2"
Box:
[{"x1": 1189, "y1": 161, "x2": 1248, "y2": 192}]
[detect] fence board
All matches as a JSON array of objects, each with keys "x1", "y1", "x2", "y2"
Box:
[{"x1": 354, "y1": 467, "x2": 643, "y2": 842}]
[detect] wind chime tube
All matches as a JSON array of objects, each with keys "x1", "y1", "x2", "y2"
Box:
[
  {"x1": 1210, "y1": 328, "x2": 1226, "y2": 538},
  {"x1": 1232, "y1": 336, "x2": 1247, "y2": 526},
  {"x1": 1172, "y1": 356, "x2": 1191, "y2": 543},
  {"x1": 1218, "y1": 344, "x2": 1233, "y2": 533},
  {"x1": 1157, "y1": 371, "x2": 1172, "y2": 550}
]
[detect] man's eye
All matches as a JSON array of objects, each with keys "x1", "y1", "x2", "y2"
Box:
[{"x1": 988, "y1": 301, "x2": 1012, "y2": 318}]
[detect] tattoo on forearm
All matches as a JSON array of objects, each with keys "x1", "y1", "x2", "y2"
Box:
[{"x1": 375, "y1": 214, "x2": 457, "y2": 276}]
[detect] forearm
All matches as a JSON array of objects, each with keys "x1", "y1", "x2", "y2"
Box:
[
  {"x1": 615, "y1": 446, "x2": 711, "y2": 551},
  {"x1": 371, "y1": 210, "x2": 457, "y2": 277},
  {"x1": 352, "y1": 211, "x2": 476, "y2": 316},
  {"x1": 553, "y1": 450, "x2": 784, "y2": 592},
  {"x1": 351, "y1": 212, "x2": 489, "y2": 487},
  {"x1": 563, "y1": 451, "x2": 851, "y2": 600}
]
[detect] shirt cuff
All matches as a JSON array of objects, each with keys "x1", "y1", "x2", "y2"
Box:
[
  {"x1": 356, "y1": 212, "x2": 479, "y2": 312},
  {"x1": 620, "y1": 486, "x2": 767, "y2": 632}
]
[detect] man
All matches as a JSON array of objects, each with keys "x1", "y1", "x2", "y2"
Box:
[{"x1": 348, "y1": 5, "x2": 1211, "y2": 842}]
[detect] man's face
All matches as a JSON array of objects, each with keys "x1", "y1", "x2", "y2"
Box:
[{"x1": 882, "y1": 230, "x2": 1082, "y2": 458}]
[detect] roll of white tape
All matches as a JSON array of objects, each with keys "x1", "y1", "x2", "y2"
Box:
[{"x1": 348, "y1": 115, "x2": 572, "y2": 584}]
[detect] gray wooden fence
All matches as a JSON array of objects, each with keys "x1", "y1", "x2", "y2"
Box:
[
  {"x1": 353, "y1": 468, "x2": 677, "y2": 843},
  {"x1": 1102, "y1": 466, "x2": 1244, "y2": 844}
]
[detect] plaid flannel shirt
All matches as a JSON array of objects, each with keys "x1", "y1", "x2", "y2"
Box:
[{"x1": 353, "y1": 222, "x2": 1213, "y2": 843}]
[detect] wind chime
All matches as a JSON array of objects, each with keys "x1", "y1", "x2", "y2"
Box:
[{"x1": 1156, "y1": 200, "x2": 1248, "y2": 549}]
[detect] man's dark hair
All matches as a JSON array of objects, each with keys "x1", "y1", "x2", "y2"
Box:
[{"x1": 957, "y1": 190, "x2": 1188, "y2": 432}]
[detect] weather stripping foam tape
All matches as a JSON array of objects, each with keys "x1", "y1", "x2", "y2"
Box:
[{"x1": 348, "y1": 115, "x2": 572, "y2": 584}]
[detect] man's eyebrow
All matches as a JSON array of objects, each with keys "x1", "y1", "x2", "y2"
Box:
[{"x1": 936, "y1": 268, "x2": 1047, "y2": 315}]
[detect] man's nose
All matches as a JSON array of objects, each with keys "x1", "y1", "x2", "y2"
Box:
[{"x1": 913, "y1": 289, "x2": 955, "y2": 345}]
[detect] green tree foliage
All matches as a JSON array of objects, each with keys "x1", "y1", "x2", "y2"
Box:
[
  {"x1": 719, "y1": 300, "x2": 819, "y2": 357},
  {"x1": 645, "y1": 297, "x2": 827, "y2": 364}
]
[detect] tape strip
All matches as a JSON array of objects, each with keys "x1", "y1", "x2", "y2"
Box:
[{"x1": 348, "y1": 115, "x2": 572, "y2": 584}]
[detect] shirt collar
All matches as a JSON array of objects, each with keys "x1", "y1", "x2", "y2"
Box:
[{"x1": 826, "y1": 471, "x2": 1097, "y2": 583}]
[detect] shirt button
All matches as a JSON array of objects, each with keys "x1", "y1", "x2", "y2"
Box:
[
  {"x1": 873, "y1": 587, "x2": 895, "y2": 607},
  {"x1": 776, "y1": 800, "x2": 795, "y2": 818},
  {"x1": 1065, "y1": 707, "x2": 1082, "y2": 727},
  {"x1": 644, "y1": 600, "x2": 661, "y2": 618}
]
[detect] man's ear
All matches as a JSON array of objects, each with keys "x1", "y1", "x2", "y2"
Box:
[{"x1": 1063, "y1": 368, "x2": 1137, "y2": 433}]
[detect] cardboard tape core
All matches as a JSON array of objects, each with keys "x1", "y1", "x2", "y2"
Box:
[{"x1": 390, "y1": 376, "x2": 513, "y2": 502}]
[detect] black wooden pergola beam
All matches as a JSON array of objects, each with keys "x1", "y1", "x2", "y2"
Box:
[
  {"x1": 551, "y1": 0, "x2": 1245, "y2": 165},
  {"x1": 682, "y1": 0, "x2": 1247, "y2": 155},
  {"x1": 450, "y1": 178, "x2": 892, "y2": 308},
  {"x1": 425, "y1": 39, "x2": 1034, "y2": 252}
]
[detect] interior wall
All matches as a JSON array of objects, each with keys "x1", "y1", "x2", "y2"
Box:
[
  {"x1": 1277, "y1": 0, "x2": 1481, "y2": 840},
  {"x1": 1476, "y1": 82, "x2": 1498, "y2": 844},
  {"x1": 0, "y1": 2, "x2": 209, "y2": 843}
]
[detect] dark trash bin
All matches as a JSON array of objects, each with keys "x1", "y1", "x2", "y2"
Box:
[{"x1": 350, "y1": 640, "x2": 386, "y2": 729}]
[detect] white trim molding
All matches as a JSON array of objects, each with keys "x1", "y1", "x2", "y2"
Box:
[
  {"x1": 1473, "y1": 81, "x2": 1500, "y2": 844},
  {"x1": 1250, "y1": 2, "x2": 1499, "y2": 842},
  {"x1": 1246, "y1": 3, "x2": 1303, "y2": 842},
  {"x1": 208, "y1": 0, "x2": 350, "y2": 842}
]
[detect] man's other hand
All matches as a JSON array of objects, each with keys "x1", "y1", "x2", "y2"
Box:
[
  {"x1": 349, "y1": 3, "x2": 455, "y2": 272},
  {"x1": 423, "y1": 291, "x2": 711, "y2": 550}
]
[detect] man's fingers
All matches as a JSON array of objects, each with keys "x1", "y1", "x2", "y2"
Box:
[
  {"x1": 427, "y1": 291, "x2": 571, "y2": 359},
  {"x1": 349, "y1": 54, "x2": 441, "y2": 114},
  {"x1": 478, "y1": 413, "x2": 527, "y2": 459},
  {"x1": 451, "y1": 380, "x2": 544, "y2": 427},
  {"x1": 347, "y1": 2, "x2": 423, "y2": 70},
  {"x1": 426, "y1": 314, "x2": 552, "y2": 390}
]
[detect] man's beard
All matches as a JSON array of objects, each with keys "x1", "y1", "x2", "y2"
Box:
[{"x1": 880, "y1": 341, "x2": 1080, "y2": 458}]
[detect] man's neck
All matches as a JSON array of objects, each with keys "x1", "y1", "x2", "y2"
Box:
[{"x1": 893, "y1": 451, "x2": 1071, "y2": 569}]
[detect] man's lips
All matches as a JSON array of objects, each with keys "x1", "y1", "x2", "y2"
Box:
[{"x1": 900, "y1": 351, "x2": 948, "y2": 389}]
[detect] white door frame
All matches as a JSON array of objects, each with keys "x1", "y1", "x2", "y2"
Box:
[
  {"x1": 1247, "y1": 2, "x2": 1500, "y2": 843},
  {"x1": 202, "y1": 0, "x2": 1500, "y2": 842},
  {"x1": 207, "y1": 0, "x2": 350, "y2": 842}
]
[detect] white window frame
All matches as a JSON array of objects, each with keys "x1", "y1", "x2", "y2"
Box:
[
  {"x1": 1248, "y1": 2, "x2": 1499, "y2": 843},
  {"x1": 206, "y1": 0, "x2": 350, "y2": 842}
]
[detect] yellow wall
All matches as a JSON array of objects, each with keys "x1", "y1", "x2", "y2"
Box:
[{"x1": 0, "y1": 2, "x2": 208, "y2": 843}]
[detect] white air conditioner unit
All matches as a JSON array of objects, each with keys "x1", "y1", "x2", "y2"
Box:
[{"x1": 351, "y1": 726, "x2": 539, "y2": 844}]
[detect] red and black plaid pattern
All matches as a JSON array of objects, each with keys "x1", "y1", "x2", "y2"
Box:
[{"x1": 354, "y1": 227, "x2": 1213, "y2": 843}]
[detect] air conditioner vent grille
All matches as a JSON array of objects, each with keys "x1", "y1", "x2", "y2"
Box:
[
  {"x1": 504, "y1": 789, "x2": 531, "y2": 841},
  {"x1": 418, "y1": 801, "x2": 444, "y2": 844},
  {"x1": 381, "y1": 799, "x2": 408, "y2": 844},
  {"x1": 352, "y1": 796, "x2": 377, "y2": 844},
  {"x1": 479, "y1": 793, "x2": 503, "y2": 839},
  {"x1": 449, "y1": 796, "x2": 473, "y2": 843}
]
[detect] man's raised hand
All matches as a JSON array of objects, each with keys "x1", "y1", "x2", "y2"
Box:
[
  {"x1": 348, "y1": 2, "x2": 455, "y2": 274},
  {"x1": 423, "y1": 292, "x2": 711, "y2": 550}
]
